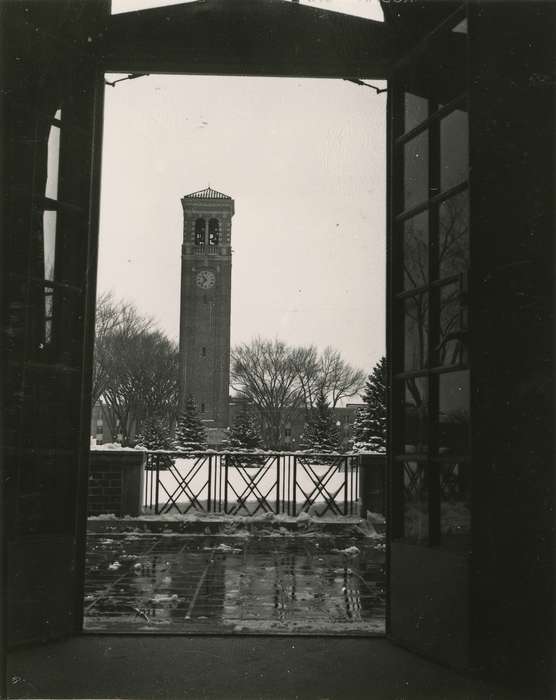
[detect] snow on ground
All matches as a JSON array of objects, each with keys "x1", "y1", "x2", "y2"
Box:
[
  {"x1": 231, "y1": 619, "x2": 385, "y2": 635},
  {"x1": 88, "y1": 513, "x2": 385, "y2": 541},
  {"x1": 90, "y1": 511, "x2": 364, "y2": 526},
  {"x1": 91, "y1": 442, "x2": 140, "y2": 451},
  {"x1": 332, "y1": 545, "x2": 360, "y2": 557},
  {"x1": 204, "y1": 543, "x2": 242, "y2": 553},
  {"x1": 90, "y1": 513, "x2": 385, "y2": 544}
]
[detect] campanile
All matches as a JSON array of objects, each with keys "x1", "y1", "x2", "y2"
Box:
[{"x1": 179, "y1": 187, "x2": 234, "y2": 429}]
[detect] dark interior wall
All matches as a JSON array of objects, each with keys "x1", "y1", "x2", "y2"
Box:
[{"x1": 467, "y1": 2, "x2": 555, "y2": 695}]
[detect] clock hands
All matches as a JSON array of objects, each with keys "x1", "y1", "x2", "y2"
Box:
[{"x1": 196, "y1": 270, "x2": 215, "y2": 288}]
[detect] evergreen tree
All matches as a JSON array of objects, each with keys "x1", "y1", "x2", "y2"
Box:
[
  {"x1": 351, "y1": 356, "x2": 387, "y2": 453},
  {"x1": 300, "y1": 391, "x2": 342, "y2": 452},
  {"x1": 134, "y1": 415, "x2": 172, "y2": 450},
  {"x1": 173, "y1": 395, "x2": 207, "y2": 451},
  {"x1": 227, "y1": 406, "x2": 263, "y2": 450}
]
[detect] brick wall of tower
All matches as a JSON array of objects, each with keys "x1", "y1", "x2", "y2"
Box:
[{"x1": 179, "y1": 193, "x2": 234, "y2": 429}]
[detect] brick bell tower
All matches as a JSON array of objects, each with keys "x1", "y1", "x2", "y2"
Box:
[{"x1": 179, "y1": 187, "x2": 234, "y2": 430}]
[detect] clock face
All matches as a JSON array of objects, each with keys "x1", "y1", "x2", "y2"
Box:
[{"x1": 196, "y1": 270, "x2": 216, "y2": 289}]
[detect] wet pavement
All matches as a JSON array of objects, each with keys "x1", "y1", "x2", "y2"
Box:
[{"x1": 84, "y1": 529, "x2": 386, "y2": 635}]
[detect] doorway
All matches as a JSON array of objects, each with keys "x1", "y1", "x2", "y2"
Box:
[{"x1": 84, "y1": 71, "x2": 387, "y2": 635}]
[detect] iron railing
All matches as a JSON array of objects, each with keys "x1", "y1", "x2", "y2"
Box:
[{"x1": 143, "y1": 451, "x2": 363, "y2": 517}]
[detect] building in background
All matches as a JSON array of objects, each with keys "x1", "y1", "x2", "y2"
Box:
[
  {"x1": 228, "y1": 400, "x2": 365, "y2": 451},
  {"x1": 92, "y1": 399, "x2": 364, "y2": 450}
]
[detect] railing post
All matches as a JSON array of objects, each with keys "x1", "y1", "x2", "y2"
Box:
[
  {"x1": 275, "y1": 454, "x2": 280, "y2": 515},
  {"x1": 346, "y1": 457, "x2": 354, "y2": 515},
  {"x1": 155, "y1": 453, "x2": 160, "y2": 515},
  {"x1": 224, "y1": 454, "x2": 228, "y2": 514},
  {"x1": 344, "y1": 456, "x2": 348, "y2": 516},
  {"x1": 146, "y1": 453, "x2": 151, "y2": 511},
  {"x1": 355, "y1": 456, "x2": 359, "y2": 515},
  {"x1": 292, "y1": 454, "x2": 297, "y2": 516},
  {"x1": 207, "y1": 454, "x2": 212, "y2": 513}
]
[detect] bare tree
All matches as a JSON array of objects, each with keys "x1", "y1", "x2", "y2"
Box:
[
  {"x1": 289, "y1": 344, "x2": 320, "y2": 414},
  {"x1": 231, "y1": 337, "x2": 365, "y2": 448},
  {"x1": 92, "y1": 291, "x2": 153, "y2": 405},
  {"x1": 292, "y1": 345, "x2": 365, "y2": 411},
  {"x1": 317, "y1": 346, "x2": 366, "y2": 407},
  {"x1": 231, "y1": 338, "x2": 305, "y2": 447},
  {"x1": 93, "y1": 293, "x2": 178, "y2": 445}
]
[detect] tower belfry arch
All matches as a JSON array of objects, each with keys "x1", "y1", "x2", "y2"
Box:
[{"x1": 179, "y1": 187, "x2": 235, "y2": 430}]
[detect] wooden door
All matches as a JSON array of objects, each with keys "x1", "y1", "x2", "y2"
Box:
[
  {"x1": 3, "y1": 0, "x2": 392, "y2": 649},
  {"x1": 386, "y1": 5, "x2": 472, "y2": 668},
  {"x1": 2, "y1": 1, "x2": 107, "y2": 645}
]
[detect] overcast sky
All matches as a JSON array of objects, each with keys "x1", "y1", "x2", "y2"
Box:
[{"x1": 99, "y1": 0, "x2": 386, "y2": 375}]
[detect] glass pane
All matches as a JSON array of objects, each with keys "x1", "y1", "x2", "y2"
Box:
[
  {"x1": 438, "y1": 283, "x2": 468, "y2": 367},
  {"x1": 44, "y1": 287, "x2": 54, "y2": 346},
  {"x1": 440, "y1": 462, "x2": 470, "y2": 548},
  {"x1": 403, "y1": 461, "x2": 428, "y2": 542},
  {"x1": 403, "y1": 295, "x2": 428, "y2": 371},
  {"x1": 402, "y1": 377, "x2": 428, "y2": 453},
  {"x1": 404, "y1": 93, "x2": 428, "y2": 133},
  {"x1": 45, "y1": 124, "x2": 60, "y2": 200},
  {"x1": 43, "y1": 210, "x2": 57, "y2": 281},
  {"x1": 438, "y1": 371, "x2": 469, "y2": 455},
  {"x1": 452, "y1": 18, "x2": 468, "y2": 34},
  {"x1": 54, "y1": 209, "x2": 86, "y2": 286},
  {"x1": 440, "y1": 108, "x2": 468, "y2": 191},
  {"x1": 403, "y1": 211, "x2": 428, "y2": 290},
  {"x1": 438, "y1": 191, "x2": 469, "y2": 278},
  {"x1": 403, "y1": 131, "x2": 428, "y2": 211}
]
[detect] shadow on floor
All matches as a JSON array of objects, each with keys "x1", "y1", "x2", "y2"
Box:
[{"x1": 7, "y1": 635, "x2": 522, "y2": 700}]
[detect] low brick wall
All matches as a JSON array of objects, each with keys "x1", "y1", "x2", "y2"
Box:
[
  {"x1": 88, "y1": 450, "x2": 145, "y2": 517},
  {"x1": 359, "y1": 453, "x2": 386, "y2": 517}
]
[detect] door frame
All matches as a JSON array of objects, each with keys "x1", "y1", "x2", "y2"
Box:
[
  {"x1": 75, "y1": 0, "x2": 393, "y2": 635},
  {"x1": 74, "y1": 69, "x2": 108, "y2": 633}
]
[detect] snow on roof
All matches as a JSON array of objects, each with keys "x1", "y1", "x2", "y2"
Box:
[{"x1": 182, "y1": 186, "x2": 232, "y2": 200}]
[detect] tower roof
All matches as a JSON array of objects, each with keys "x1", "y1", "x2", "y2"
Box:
[{"x1": 182, "y1": 187, "x2": 232, "y2": 200}]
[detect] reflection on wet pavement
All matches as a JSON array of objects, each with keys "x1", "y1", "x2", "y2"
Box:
[{"x1": 84, "y1": 532, "x2": 385, "y2": 635}]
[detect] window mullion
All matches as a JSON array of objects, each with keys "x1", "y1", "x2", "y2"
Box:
[{"x1": 427, "y1": 102, "x2": 441, "y2": 546}]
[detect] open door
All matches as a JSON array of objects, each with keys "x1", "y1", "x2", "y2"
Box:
[
  {"x1": 3, "y1": 0, "x2": 394, "y2": 649},
  {"x1": 386, "y1": 5, "x2": 472, "y2": 668},
  {"x1": 3, "y1": 1, "x2": 108, "y2": 645}
]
